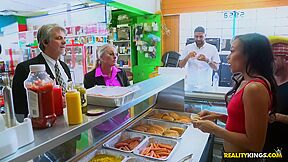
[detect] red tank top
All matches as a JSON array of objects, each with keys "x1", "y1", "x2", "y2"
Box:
[{"x1": 226, "y1": 78, "x2": 272, "y2": 134}]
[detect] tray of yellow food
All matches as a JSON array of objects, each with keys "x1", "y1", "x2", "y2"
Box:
[
  {"x1": 78, "y1": 149, "x2": 127, "y2": 162},
  {"x1": 133, "y1": 136, "x2": 178, "y2": 161},
  {"x1": 128, "y1": 119, "x2": 188, "y2": 139},
  {"x1": 146, "y1": 109, "x2": 200, "y2": 124},
  {"x1": 103, "y1": 131, "x2": 147, "y2": 153}
]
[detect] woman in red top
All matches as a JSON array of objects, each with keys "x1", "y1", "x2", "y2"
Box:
[{"x1": 192, "y1": 33, "x2": 277, "y2": 153}]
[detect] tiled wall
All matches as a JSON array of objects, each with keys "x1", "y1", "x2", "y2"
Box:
[{"x1": 179, "y1": 6, "x2": 288, "y2": 53}]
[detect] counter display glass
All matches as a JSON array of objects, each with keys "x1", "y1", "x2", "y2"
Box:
[{"x1": 2, "y1": 75, "x2": 211, "y2": 162}]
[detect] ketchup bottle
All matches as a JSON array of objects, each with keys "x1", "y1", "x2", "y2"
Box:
[
  {"x1": 53, "y1": 85, "x2": 63, "y2": 116},
  {"x1": 24, "y1": 64, "x2": 56, "y2": 129}
]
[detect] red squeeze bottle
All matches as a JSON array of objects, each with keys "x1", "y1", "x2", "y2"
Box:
[{"x1": 53, "y1": 85, "x2": 63, "y2": 116}]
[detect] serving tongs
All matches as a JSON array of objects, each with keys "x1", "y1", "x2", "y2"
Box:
[{"x1": 177, "y1": 153, "x2": 193, "y2": 162}]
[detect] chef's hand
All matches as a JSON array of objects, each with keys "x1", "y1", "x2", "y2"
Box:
[
  {"x1": 197, "y1": 54, "x2": 209, "y2": 63},
  {"x1": 187, "y1": 51, "x2": 197, "y2": 59},
  {"x1": 192, "y1": 119, "x2": 218, "y2": 134}
]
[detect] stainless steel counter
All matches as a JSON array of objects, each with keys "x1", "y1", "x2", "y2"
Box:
[
  {"x1": 71, "y1": 75, "x2": 210, "y2": 162},
  {"x1": 2, "y1": 74, "x2": 185, "y2": 162}
]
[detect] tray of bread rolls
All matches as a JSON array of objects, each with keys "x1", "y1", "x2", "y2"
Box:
[
  {"x1": 133, "y1": 136, "x2": 178, "y2": 161},
  {"x1": 103, "y1": 131, "x2": 147, "y2": 153},
  {"x1": 146, "y1": 109, "x2": 200, "y2": 124},
  {"x1": 128, "y1": 119, "x2": 188, "y2": 139}
]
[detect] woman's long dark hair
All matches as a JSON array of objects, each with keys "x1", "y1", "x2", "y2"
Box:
[{"x1": 225, "y1": 33, "x2": 277, "y2": 113}]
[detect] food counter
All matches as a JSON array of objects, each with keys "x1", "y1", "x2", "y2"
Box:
[
  {"x1": 2, "y1": 74, "x2": 210, "y2": 162},
  {"x1": 185, "y1": 86, "x2": 231, "y2": 103}
]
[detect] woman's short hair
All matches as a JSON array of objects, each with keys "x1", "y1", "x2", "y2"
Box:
[{"x1": 37, "y1": 24, "x2": 66, "y2": 52}]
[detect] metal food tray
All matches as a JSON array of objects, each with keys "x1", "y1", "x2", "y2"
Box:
[
  {"x1": 87, "y1": 86, "x2": 139, "y2": 107},
  {"x1": 146, "y1": 109, "x2": 197, "y2": 125},
  {"x1": 133, "y1": 137, "x2": 178, "y2": 161},
  {"x1": 125, "y1": 157, "x2": 155, "y2": 162},
  {"x1": 78, "y1": 149, "x2": 127, "y2": 162},
  {"x1": 103, "y1": 131, "x2": 147, "y2": 153},
  {"x1": 128, "y1": 119, "x2": 189, "y2": 139}
]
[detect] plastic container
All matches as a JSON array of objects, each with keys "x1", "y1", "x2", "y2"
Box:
[
  {"x1": 87, "y1": 86, "x2": 139, "y2": 107},
  {"x1": 53, "y1": 85, "x2": 63, "y2": 116},
  {"x1": 24, "y1": 64, "x2": 56, "y2": 129},
  {"x1": 66, "y1": 89, "x2": 82, "y2": 124},
  {"x1": 0, "y1": 118, "x2": 34, "y2": 160}
]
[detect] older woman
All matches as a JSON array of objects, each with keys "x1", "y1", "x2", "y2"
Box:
[
  {"x1": 192, "y1": 33, "x2": 277, "y2": 156},
  {"x1": 84, "y1": 44, "x2": 130, "y2": 89},
  {"x1": 85, "y1": 44, "x2": 130, "y2": 139}
]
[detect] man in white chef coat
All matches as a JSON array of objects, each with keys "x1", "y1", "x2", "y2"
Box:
[{"x1": 179, "y1": 26, "x2": 220, "y2": 91}]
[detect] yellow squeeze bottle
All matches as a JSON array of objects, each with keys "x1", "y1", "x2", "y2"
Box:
[{"x1": 66, "y1": 89, "x2": 83, "y2": 124}]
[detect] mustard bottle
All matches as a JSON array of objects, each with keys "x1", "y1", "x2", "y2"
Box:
[
  {"x1": 74, "y1": 84, "x2": 88, "y2": 114},
  {"x1": 66, "y1": 90, "x2": 83, "y2": 124}
]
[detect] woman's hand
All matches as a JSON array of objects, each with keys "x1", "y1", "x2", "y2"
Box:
[
  {"x1": 198, "y1": 110, "x2": 220, "y2": 121},
  {"x1": 192, "y1": 120, "x2": 220, "y2": 134}
]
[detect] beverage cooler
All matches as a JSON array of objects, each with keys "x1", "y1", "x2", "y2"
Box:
[{"x1": 1, "y1": 75, "x2": 211, "y2": 162}]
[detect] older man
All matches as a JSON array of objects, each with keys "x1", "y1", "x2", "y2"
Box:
[
  {"x1": 265, "y1": 36, "x2": 288, "y2": 160},
  {"x1": 12, "y1": 24, "x2": 71, "y2": 120}
]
